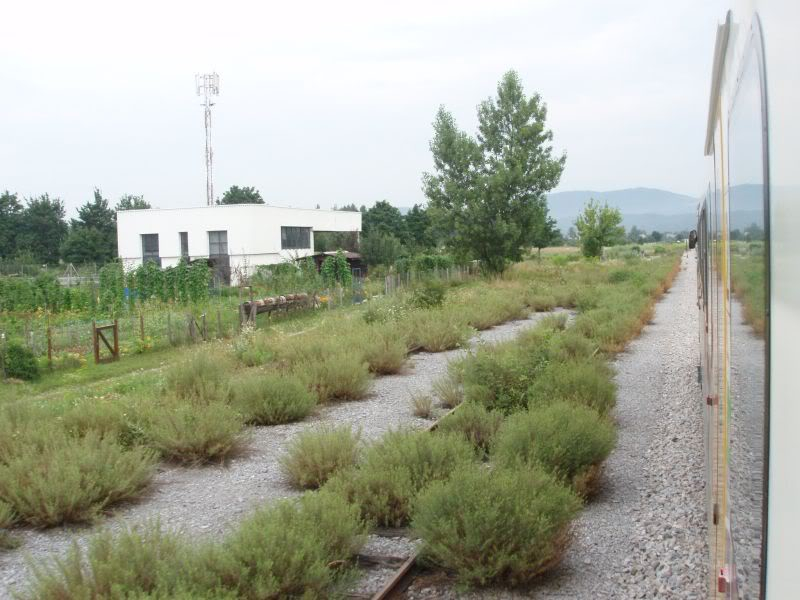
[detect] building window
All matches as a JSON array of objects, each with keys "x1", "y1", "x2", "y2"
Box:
[
  {"x1": 179, "y1": 232, "x2": 189, "y2": 258},
  {"x1": 208, "y1": 230, "x2": 228, "y2": 255},
  {"x1": 281, "y1": 226, "x2": 311, "y2": 250},
  {"x1": 141, "y1": 234, "x2": 160, "y2": 266}
]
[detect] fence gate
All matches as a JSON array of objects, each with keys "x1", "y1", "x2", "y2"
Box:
[{"x1": 92, "y1": 320, "x2": 119, "y2": 364}]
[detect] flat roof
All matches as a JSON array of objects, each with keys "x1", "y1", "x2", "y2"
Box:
[{"x1": 115, "y1": 204, "x2": 357, "y2": 216}]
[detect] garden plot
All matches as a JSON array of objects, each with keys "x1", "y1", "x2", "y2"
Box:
[{"x1": 0, "y1": 311, "x2": 559, "y2": 598}]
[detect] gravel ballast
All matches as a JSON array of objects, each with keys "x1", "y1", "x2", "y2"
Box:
[
  {"x1": 404, "y1": 252, "x2": 708, "y2": 600},
  {"x1": 0, "y1": 309, "x2": 560, "y2": 598}
]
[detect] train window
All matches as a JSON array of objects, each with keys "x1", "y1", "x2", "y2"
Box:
[{"x1": 726, "y1": 17, "x2": 770, "y2": 600}]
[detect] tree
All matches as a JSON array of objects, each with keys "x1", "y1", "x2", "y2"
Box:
[
  {"x1": 0, "y1": 191, "x2": 23, "y2": 259},
  {"x1": 564, "y1": 226, "x2": 579, "y2": 246},
  {"x1": 404, "y1": 204, "x2": 434, "y2": 250},
  {"x1": 360, "y1": 232, "x2": 403, "y2": 266},
  {"x1": 116, "y1": 194, "x2": 151, "y2": 211},
  {"x1": 574, "y1": 199, "x2": 626, "y2": 258},
  {"x1": 362, "y1": 200, "x2": 406, "y2": 238},
  {"x1": 649, "y1": 230, "x2": 663, "y2": 243},
  {"x1": 62, "y1": 189, "x2": 117, "y2": 264},
  {"x1": 218, "y1": 185, "x2": 264, "y2": 205},
  {"x1": 423, "y1": 71, "x2": 565, "y2": 273},
  {"x1": 530, "y1": 214, "x2": 560, "y2": 257},
  {"x1": 17, "y1": 195, "x2": 68, "y2": 264},
  {"x1": 338, "y1": 203, "x2": 359, "y2": 212},
  {"x1": 627, "y1": 226, "x2": 646, "y2": 243}
]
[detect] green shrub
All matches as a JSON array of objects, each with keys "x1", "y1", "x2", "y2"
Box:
[
  {"x1": 407, "y1": 309, "x2": 471, "y2": 352},
  {"x1": 493, "y1": 402, "x2": 615, "y2": 490},
  {"x1": 328, "y1": 430, "x2": 475, "y2": 526},
  {"x1": 411, "y1": 464, "x2": 580, "y2": 586},
  {"x1": 361, "y1": 323, "x2": 408, "y2": 374},
  {"x1": 411, "y1": 392, "x2": 434, "y2": 418},
  {"x1": 0, "y1": 431, "x2": 155, "y2": 527},
  {"x1": 280, "y1": 426, "x2": 360, "y2": 489},
  {"x1": 295, "y1": 354, "x2": 372, "y2": 403},
  {"x1": 527, "y1": 294, "x2": 556, "y2": 312},
  {"x1": 0, "y1": 500, "x2": 18, "y2": 550},
  {"x1": 230, "y1": 372, "x2": 317, "y2": 425},
  {"x1": 231, "y1": 326, "x2": 273, "y2": 367},
  {"x1": 462, "y1": 292, "x2": 527, "y2": 330},
  {"x1": 216, "y1": 490, "x2": 367, "y2": 598},
  {"x1": 2, "y1": 343, "x2": 39, "y2": 380},
  {"x1": 143, "y1": 399, "x2": 244, "y2": 464},
  {"x1": 410, "y1": 279, "x2": 446, "y2": 308},
  {"x1": 20, "y1": 523, "x2": 199, "y2": 599},
  {"x1": 432, "y1": 371, "x2": 463, "y2": 408},
  {"x1": 526, "y1": 357, "x2": 616, "y2": 415},
  {"x1": 436, "y1": 402, "x2": 503, "y2": 455},
  {"x1": 548, "y1": 330, "x2": 596, "y2": 361},
  {"x1": 164, "y1": 349, "x2": 234, "y2": 402},
  {"x1": 462, "y1": 343, "x2": 549, "y2": 413}
]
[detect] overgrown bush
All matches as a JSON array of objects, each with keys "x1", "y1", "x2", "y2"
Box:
[
  {"x1": 361, "y1": 323, "x2": 408, "y2": 374},
  {"x1": 0, "y1": 501, "x2": 17, "y2": 550},
  {"x1": 2, "y1": 343, "x2": 39, "y2": 381},
  {"x1": 0, "y1": 430, "x2": 155, "y2": 527},
  {"x1": 432, "y1": 371, "x2": 463, "y2": 409},
  {"x1": 143, "y1": 399, "x2": 244, "y2": 464},
  {"x1": 21, "y1": 523, "x2": 198, "y2": 599},
  {"x1": 412, "y1": 464, "x2": 580, "y2": 586},
  {"x1": 280, "y1": 426, "x2": 360, "y2": 489},
  {"x1": 410, "y1": 279, "x2": 446, "y2": 308},
  {"x1": 327, "y1": 430, "x2": 474, "y2": 526},
  {"x1": 406, "y1": 310, "x2": 471, "y2": 352},
  {"x1": 526, "y1": 357, "x2": 616, "y2": 415},
  {"x1": 436, "y1": 402, "x2": 503, "y2": 455},
  {"x1": 230, "y1": 372, "x2": 317, "y2": 425},
  {"x1": 493, "y1": 402, "x2": 615, "y2": 492},
  {"x1": 164, "y1": 349, "x2": 234, "y2": 402},
  {"x1": 295, "y1": 354, "x2": 372, "y2": 403},
  {"x1": 411, "y1": 392, "x2": 434, "y2": 418},
  {"x1": 462, "y1": 343, "x2": 549, "y2": 413},
  {"x1": 216, "y1": 490, "x2": 367, "y2": 598}
]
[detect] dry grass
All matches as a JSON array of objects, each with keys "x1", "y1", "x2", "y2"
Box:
[{"x1": 411, "y1": 392, "x2": 434, "y2": 418}]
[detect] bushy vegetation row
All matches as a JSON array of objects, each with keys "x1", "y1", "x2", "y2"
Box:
[
  {"x1": 730, "y1": 241, "x2": 766, "y2": 335},
  {"x1": 9, "y1": 250, "x2": 680, "y2": 597}
]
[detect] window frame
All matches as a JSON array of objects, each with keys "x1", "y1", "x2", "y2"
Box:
[
  {"x1": 208, "y1": 230, "x2": 228, "y2": 256},
  {"x1": 281, "y1": 226, "x2": 311, "y2": 250}
]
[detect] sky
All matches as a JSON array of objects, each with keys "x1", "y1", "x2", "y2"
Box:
[{"x1": 0, "y1": 0, "x2": 726, "y2": 217}]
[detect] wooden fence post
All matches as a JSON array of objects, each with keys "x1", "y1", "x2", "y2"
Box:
[
  {"x1": 201, "y1": 313, "x2": 207, "y2": 341},
  {"x1": 188, "y1": 314, "x2": 196, "y2": 342},
  {"x1": 113, "y1": 319, "x2": 119, "y2": 360},
  {"x1": 167, "y1": 312, "x2": 173, "y2": 345},
  {"x1": 92, "y1": 320, "x2": 100, "y2": 364},
  {"x1": 139, "y1": 312, "x2": 145, "y2": 340},
  {"x1": 217, "y1": 308, "x2": 223, "y2": 339}
]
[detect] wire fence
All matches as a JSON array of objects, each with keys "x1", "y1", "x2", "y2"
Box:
[{"x1": 0, "y1": 264, "x2": 481, "y2": 372}]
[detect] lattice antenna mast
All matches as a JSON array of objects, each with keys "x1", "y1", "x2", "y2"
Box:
[{"x1": 195, "y1": 73, "x2": 219, "y2": 206}]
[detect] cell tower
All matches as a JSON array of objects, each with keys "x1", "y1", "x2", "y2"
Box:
[{"x1": 195, "y1": 73, "x2": 219, "y2": 206}]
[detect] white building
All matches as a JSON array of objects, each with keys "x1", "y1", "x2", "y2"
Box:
[{"x1": 116, "y1": 204, "x2": 361, "y2": 284}]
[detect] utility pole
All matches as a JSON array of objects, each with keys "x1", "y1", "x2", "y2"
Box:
[{"x1": 195, "y1": 73, "x2": 219, "y2": 206}]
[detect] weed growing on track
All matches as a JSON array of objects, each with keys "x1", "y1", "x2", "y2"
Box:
[
  {"x1": 432, "y1": 371, "x2": 463, "y2": 408},
  {"x1": 436, "y1": 402, "x2": 504, "y2": 455},
  {"x1": 494, "y1": 402, "x2": 616, "y2": 491},
  {"x1": 412, "y1": 463, "x2": 580, "y2": 587},
  {"x1": 411, "y1": 392, "x2": 434, "y2": 418},
  {"x1": 526, "y1": 357, "x2": 617, "y2": 415},
  {"x1": 295, "y1": 354, "x2": 372, "y2": 403},
  {"x1": 0, "y1": 501, "x2": 18, "y2": 549},
  {"x1": 406, "y1": 309, "x2": 472, "y2": 352},
  {"x1": 230, "y1": 371, "x2": 317, "y2": 425},
  {"x1": 280, "y1": 425, "x2": 361, "y2": 489},
  {"x1": 22, "y1": 491, "x2": 367, "y2": 599},
  {"x1": 327, "y1": 430, "x2": 475, "y2": 527},
  {"x1": 0, "y1": 429, "x2": 155, "y2": 527},
  {"x1": 142, "y1": 398, "x2": 244, "y2": 464},
  {"x1": 360, "y1": 323, "x2": 409, "y2": 375}
]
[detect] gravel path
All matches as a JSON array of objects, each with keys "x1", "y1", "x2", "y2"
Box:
[
  {"x1": 0, "y1": 310, "x2": 560, "y2": 598},
  {"x1": 405, "y1": 252, "x2": 708, "y2": 600}
]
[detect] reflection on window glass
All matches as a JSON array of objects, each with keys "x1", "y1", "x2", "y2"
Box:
[{"x1": 727, "y1": 37, "x2": 768, "y2": 600}]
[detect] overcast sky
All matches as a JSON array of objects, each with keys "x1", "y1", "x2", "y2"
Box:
[{"x1": 1, "y1": 0, "x2": 726, "y2": 217}]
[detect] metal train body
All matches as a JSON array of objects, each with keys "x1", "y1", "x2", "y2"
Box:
[{"x1": 697, "y1": 2, "x2": 799, "y2": 598}]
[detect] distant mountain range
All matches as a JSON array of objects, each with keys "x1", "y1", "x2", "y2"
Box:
[
  {"x1": 398, "y1": 185, "x2": 763, "y2": 234},
  {"x1": 548, "y1": 185, "x2": 763, "y2": 233}
]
